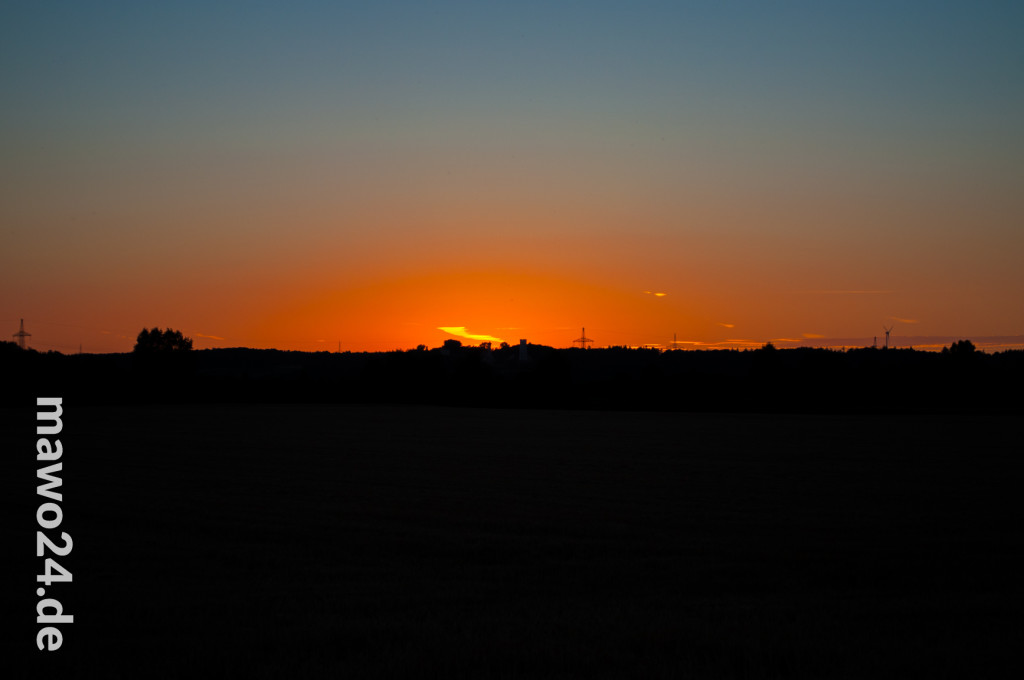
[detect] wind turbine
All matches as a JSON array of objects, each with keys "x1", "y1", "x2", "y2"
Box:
[{"x1": 883, "y1": 325, "x2": 893, "y2": 349}]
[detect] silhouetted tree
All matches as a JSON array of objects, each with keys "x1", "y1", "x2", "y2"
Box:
[
  {"x1": 0, "y1": 340, "x2": 23, "y2": 355},
  {"x1": 134, "y1": 327, "x2": 193, "y2": 353},
  {"x1": 131, "y1": 328, "x2": 195, "y2": 398},
  {"x1": 943, "y1": 339, "x2": 976, "y2": 356}
]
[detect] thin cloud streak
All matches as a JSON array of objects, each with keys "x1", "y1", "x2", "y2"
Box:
[
  {"x1": 438, "y1": 326, "x2": 504, "y2": 344},
  {"x1": 801, "y1": 290, "x2": 893, "y2": 295}
]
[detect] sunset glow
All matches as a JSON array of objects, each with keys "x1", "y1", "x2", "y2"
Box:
[{"x1": 3, "y1": 3, "x2": 1022, "y2": 354}]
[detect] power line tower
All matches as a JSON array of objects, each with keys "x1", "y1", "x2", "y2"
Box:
[
  {"x1": 573, "y1": 326, "x2": 593, "y2": 349},
  {"x1": 12, "y1": 318, "x2": 31, "y2": 349},
  {"x1": 669, "y1": 332, "x2": 683, "y2": 350},
  {"x1": 883, "y1": 325, "x2": 893, "y2": 349}
]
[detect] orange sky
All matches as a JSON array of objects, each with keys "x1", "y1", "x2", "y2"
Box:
[{"x1": 3, "y1": 4, "x2": 1023, "y2": 354}]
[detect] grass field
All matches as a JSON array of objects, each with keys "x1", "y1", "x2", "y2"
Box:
[{"x1": 9, "y1": 404, "x2": 1022, "y2": 678}]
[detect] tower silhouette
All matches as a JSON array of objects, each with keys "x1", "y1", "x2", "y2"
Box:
[
  {"x1": 12, "y1": 318, "x2": 31, "y2": 350},
  {"x1": 573, "y1": 327, "x2": 593, "y2": 349},
  {"x1": 883, "y1": 325, "x2": 893, "y2": 349}
]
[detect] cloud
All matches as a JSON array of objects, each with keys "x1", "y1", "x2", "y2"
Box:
[
  {"x1": 662, "y1": 337, "x2": 807, "y2": 350},
  {"x1": 657, "y1": 335, "x2": 1024, "y2": 353},
  {"x1": 889, "y1": 317, "x2": 919, "y2": 324},
  {"x1": 194, "y1": 333, "x2": 226, "y2": 341},
  {"x1": 718, "y1": 323, "x2": 735, "y2": 329},
  {"x1": 803, "y1": 290, "x2": 892, "y2": 295},
  {"x1": 438, "y1": 326, "x2": 504, "y2": 344},
  {"x1": 643, "y1": 291, "x2": 667, "y2": 297}
]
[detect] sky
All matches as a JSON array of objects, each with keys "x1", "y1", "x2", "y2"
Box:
[{"x1": 2, "y1": 1, "x2": 1023, "y2": 353}]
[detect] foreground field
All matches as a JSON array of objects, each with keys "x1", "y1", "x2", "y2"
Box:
[{"x1": 8, "y1": 405, "x2": 1022, "y2": 678}]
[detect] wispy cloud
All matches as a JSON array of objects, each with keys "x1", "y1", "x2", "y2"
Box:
[
  {"x1": 889, "y1": 317, "x2": 918, "y2": 324},
  {"x1": 802, "y1": 289, "x2": 892, "y2": 295},
  {"x1": 655, "y1": 335, "x2": 1024, "y2": 353},
  {"x1": 723, "y1": 339, "x2": 767, "y2": 347},
  {"x1": 643, "y1": 291, "x2": 667, "y2": 297},
  {"x1": 195, "y1": 332, "x2": 226, "y2": 341},
  {"x1": 658, "y1": 337, "x2": 813, "y2": 350},
  {"x1": 718, "y1": 323, "x2": 735, "y2": 329},
  {"x1": 438, "y1": 326, "x2": 504, "y2": 344}
]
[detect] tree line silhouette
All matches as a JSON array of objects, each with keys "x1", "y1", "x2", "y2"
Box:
[
  {"x1": 2, "y1": 330, "x2": 1022, "y2": 412},
  {"x1": 134, "y1": 327, "x2": 193, "y2": 353}
]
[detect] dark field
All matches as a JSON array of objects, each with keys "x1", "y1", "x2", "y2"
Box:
[{"x1": 8, "y1": 405, "x2": 1023, "y2": 678}]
